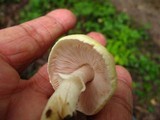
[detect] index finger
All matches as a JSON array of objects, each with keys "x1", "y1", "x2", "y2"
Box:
[{"x1": 0, "y1": 9, "x2": 76, "y2": 71}]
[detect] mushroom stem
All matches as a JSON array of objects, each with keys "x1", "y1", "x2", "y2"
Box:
[
  {"x1": 71, "y1": 65, "x2": 94, "y2": 86},
  {"x1": 41, "y1": 65, "x2": 94, "y2": 120}
]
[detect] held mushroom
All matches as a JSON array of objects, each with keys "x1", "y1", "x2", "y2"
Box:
[{"x1": 41, "y1": 34, "x2": 117, "y2": 120}]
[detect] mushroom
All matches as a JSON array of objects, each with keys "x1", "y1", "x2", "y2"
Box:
[{"x1": 41, "y1": 34, "x2": 117, "y2": 120}]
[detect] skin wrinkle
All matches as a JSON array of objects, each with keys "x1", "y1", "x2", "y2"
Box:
[
  {"x1": 19, "y1": 23, "x2": 46, "y2": 52},
  {"x1": 118, "y1": 78, "x2": 132, "y2": 91},
  {"x1": 30, "y1": 64, "x2": 54, "y2": 98},
  {"x1": 0, "y1": 79, "x2": 22, "y2": 96},
  {"x1": 0, "y1": 27, "x2": 24, "y2": 45},
  {"x1": 38, "y1": 16, "x2": 55, "y2": 43},
  {"x1": 7, "y1": 88, "x2": 44, "y2": 120},
  {"x1": 46, "y1": 12, "x2": 69, "y2": 32},
  {"x1": 18, "y1": 76, "x2": 37, "y2": 91},
  {"x1": 8, "y1": 50, "x2": 28, "y2": 60},
  {"x1": 32, "y1": 73, "x2": 53, "y2": 98},
  {"x1": 0, "y1": 35, "x2": 22, "y2": 66},
  {"x1": 12, "y1": 14, "x2": 68, "y2": 71},
  {"x1": 6, "y1": 84, "x2": 26, "y2": 120},
  {"x1": 29, "y1": 80, "x2": 48, "y2": 98},
  {"x1": 114, "y1": 79, "x2": 133, "y2": 111},
  {"x1": 7, "y1": 46, "x2": 35, "y2": 67},
  {"x1": 108, "y1": 102, "x2": 132, "y2": 120},
  {"x1": 3, "y1": 13, "x2": 68, "y2": 71},
  {"x1": 45, "y1": 15, "x2": 65, "y2": 39},
  {"x1": 0, "y1": 29, "x2": 40, "y2": 70},
  {"x1": 0, "y1": 33, "x2": 34, "y2": 56},
  {"x1": 0, "y1": 29, "x2": 28, "y2": 55},
  {"x1": 112, "y1": 95, "x2": 132, "y2": 115},
  {"x1": 1, "y1": 100, "x2": 9, "y2": 120},
  {"x1": 0, "y1": 58, "x2": 20, "y2": 95},
  {"x1": 8, "y1": 52, "x2": 34, "y2": 71},
  {"x1": 7, "y1": 23, "x2": 48, "y2": 70},
  {"x1": 0, "y1": 53, "x2": 11, "y2": 67},
  {"x1": 116, "y1": 65, "x2": 132, "y2": 87},
  {"x1": 19, "y1": 14, "x2": 63, "y2": 49}
]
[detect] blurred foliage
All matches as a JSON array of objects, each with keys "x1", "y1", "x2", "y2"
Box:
[
  {"x1": 0, "y1": 0, "x2": 21, "y2": 4},
  {"x1": 0, "y1": 0, "x2": 28, "y2": 28},
  {"x1": 19, "y1": 0, "x2": 160, "y2": 110}
]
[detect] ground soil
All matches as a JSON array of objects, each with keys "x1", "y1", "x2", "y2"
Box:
[
  {"x1": 0, "y1": 0, "x2": 28, "y2": 28},
  {"x1": 111, "y1": 0, "x2": 160, "y2": 65},
  {"x1": 111, "y1": 0, "x2": 160, "y2": 47}
]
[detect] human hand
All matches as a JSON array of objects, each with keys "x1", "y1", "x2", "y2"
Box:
[{"x1": 0, "y1": 9, "x2": 132, "y2": 120}]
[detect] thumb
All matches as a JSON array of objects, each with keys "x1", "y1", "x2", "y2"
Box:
[{"x1": 0, "y1": 56, "x2": 20, "y2": 96}]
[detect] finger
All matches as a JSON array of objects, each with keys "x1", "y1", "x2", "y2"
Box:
[
  {"x1": 0, "y1": 56, "x2": 20, "y2": 96},
  {"x1": 29, "y1": 63, "x2": 54, "y2": 97},
  {"x1": 0, "y1": 9, "x2": 76, "y2": 71},
  {"x1": 87, "y1": 32, "x2": 107, "y2": 46},
  {"x1": 30, "y1": 32, "x2": 108, "y2": 97},
  {"x1": 93, "y1": 65, "x2": 133, "y2": 120}
]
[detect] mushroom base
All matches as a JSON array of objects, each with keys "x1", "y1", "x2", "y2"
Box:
[
  {"x1": 41, "y1": 65, "x2": 94, "y2": 120},
  {"x1": 40, "y1": 76, "x2": 85, "y2": 120}
]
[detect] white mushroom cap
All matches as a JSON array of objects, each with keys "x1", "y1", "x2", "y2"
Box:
[{"x1": 47, "y1": 34, "x2": 117, "y2": 115}]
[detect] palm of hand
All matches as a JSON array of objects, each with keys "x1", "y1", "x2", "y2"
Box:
[{"x1": 0, "y1": 60, "x2": 49, "y2": 120}]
